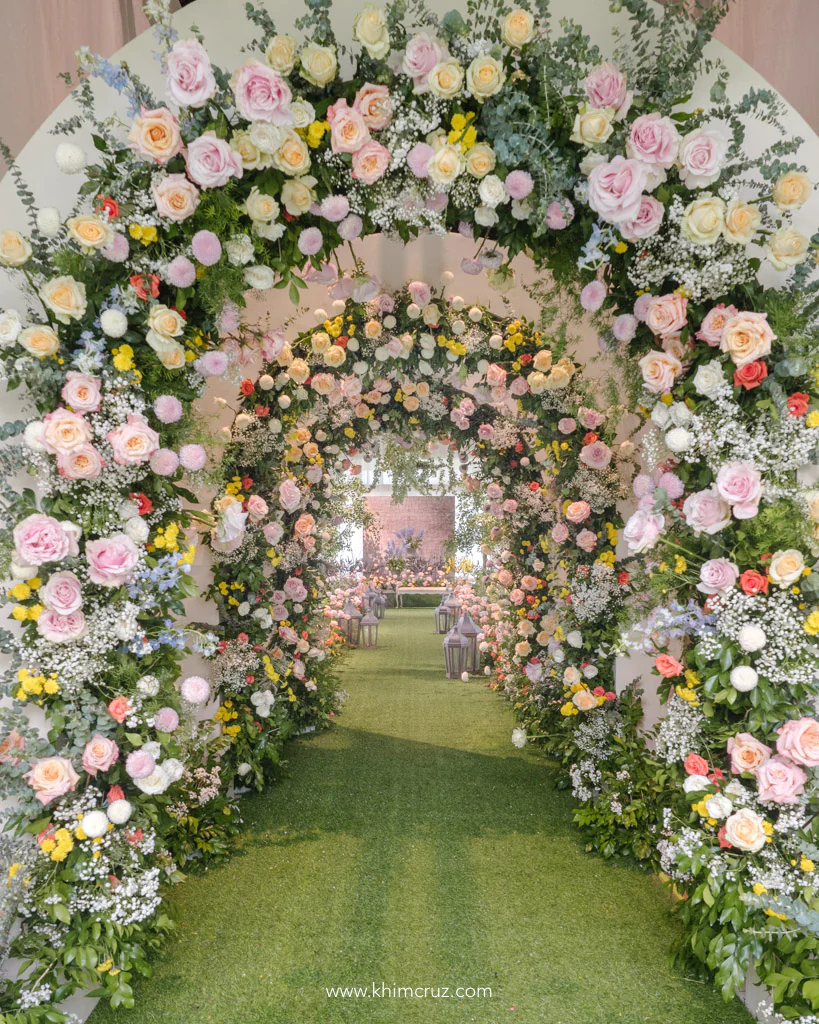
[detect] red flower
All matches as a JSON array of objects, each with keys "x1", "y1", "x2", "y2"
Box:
[
  {"x1": 255, "y1": 405, "x2": 270, "y2": 417},
  {"x1": 739, "y1": 569, "x2": 768, "y2": 596},
  {"x1": 128, "y1": 273, "x2": 159, "y2": 300},
  {"x1": 655, "y1": 654, "x2": 684, "y2": 678},
  {"x1": 618, "y1": 571, "x2": 630, "y2": 585},
  {"x1": 583, "y1": 431, "x2": 599, "y2": 445},
  {"x1": 528, "y1": 481, "x2": 540, "y2": 491},
  {"x1": 733, "y1": 360, "x2": 768, "y2": 390},
  {"x1": 604, "y1": 691, "x2": 616, "y2": 701},
  {"x1": 788, "y1": 392, "x2": 810, "y2": 417},
  {"x1": 684, "y1": 752, "x2": 709, "y2": 776},
  {"x1": 717, "y1": 827, "x2": 732, "y2": 849},
  {"x1": 519, "y1": 353, "x2": 533, "y2": 365},
  {"x1": 336, "y1": 336, "x2": 349, "y2": 348},
  {"x1": 237, "y1": 633, "x2": 249, "y2": 644},
  {"x1": 125, "y1": 828, "x2": 144, "y2": 845},
  {"x1": 107, "y1": 785, "x2": 125, "y2": 804},
  {"x1": 96, "y1": 195, "x2": 119, "y2": 218},
  {"x1": 129, "y1": 492, "x2": 154, "y2": 516},
  {"x1": 514, "y1": 441, "x2": 524, "y2": 453},
  {"x1": 242, "y1": 475, "x2": 253, "y2": 490},
  {"x1": 240, "y1": 379, "x2": 255, "y2": 396},
  {"x1": 592, "y1": 686, "x2": 605, "y2": 696}
]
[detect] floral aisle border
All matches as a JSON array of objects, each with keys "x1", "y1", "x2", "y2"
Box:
[{"x1": 0, "y1": 0, "x2": 817, "y2": 1018}]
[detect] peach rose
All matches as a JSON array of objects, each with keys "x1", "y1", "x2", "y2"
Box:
[
  {"x1": 720, "y1": 311, "x2": 776, "y2": 368},
  {"x1": 66, "y1": 214, "x2": 113, "y2": 250},
  {"x1": 152, "y1": 173, "x2": 201, "y2": 222},
  {"x1": 273, "y1": 129, "x2": 311, "y2": 176},
  {"x1": 19, "y1": 325, "x2": 59, "y2": 358},
  {"x1": 723, "y1": 200, "x2": 761, "y2": 245},
  {"x1": 768, "y1": 549, "x2": 805, "y2": 588},
  {"x1": 61, "y1": 372, "x2": 101, "y2": 412},
  {"x1": 572, "y1": 689, "x2": 598, "y2": 711},
  {"x1": 39, "y1": 276, "x2": 86, "y2": 324},
  {"x1": 638, "y1": 350, "x2": 682, "y2": 394},
  {"x1": 723, "y1": 807, "x2": 766, "y2": 853},
  {"x1": 353, "y1": 83, "x2": 392, "y2": 129},
  {"x1": 127, "y1": 106, "x2": 183, "y2": 164},
  {"x1": 727, "y1": 732, "x2": 771, "y2": 774},
  {"x1": 148, "y1": 304, "x2": 185, "y2": 340},
  {"x1": 465, "y1": 143, "x2": 496, "y2": 178},
  {"x1": 0, "y1": 228, "x2": 32, "y2": 266},
  {"x1": 773, "y1": 171, "x2": 812, "y2": 212},
  {"x1": 107, "y1": 413, "x2": 160, "y2": 465},
  {"x1": 41, "y1": 407, "x2": 92, "y2": 454},
  {"x1": 501, "y1": 8, "x2": 535, "y2": 47},
  {"x1": 25, "y1": 755, "x2": 80, "y2": 806}
]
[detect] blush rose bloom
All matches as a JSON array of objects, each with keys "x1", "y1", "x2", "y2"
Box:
[
  {"x1": 283, "y1": 577, "x2": 308, "y2": 602},
  {"x1": 727, "y1": 732, "x2": 771, "y2": 774},
  {"x1": 37, "y1": 608, "x2": 86, "y2": 643},
  {"x1": 127, "y1": 107, "x2": 182, "y2": 164},
  {"x1": 723, "y1": 807, "x2": 767, "y2": 853},
  {"x1": 263, "y1": 522, "x2": 284, "y2": 545},
  {"x1": 677, "y1": 125, "x2": 729, "y2": 189},
  {"x1": 41, "y1": 407, "x2": 92, "y2": 454},
  {"x1": 327, "y1": 98, "x2": 370, "y2": 154},
  {"x1": 619, "y1": 196, "x2": 664, "y2": 242},
  {"x1": 697, "y1": 558, "x2": 739, "y2": 595},
  {"x1": 85, "y1": 534, "x2": 140, "y2": 587},
  {"x1": 108, "y1": 413, "x2": 160, "y2": 466},
  {"x1": 42, "y1": 571, "x2": 83, "y2": 614},
  {"x1": 645, "y1": 293, "x2": 688, "y2": 339},
  {"x1": 565, "y1": 501, "x2": 591, "y2": 524},
  {"x1": 61, "y1": 372, "x2": 102, "y2": 413},
  {"x1": 352, "y1": 141, "x2": 391, "y2": 184},
  {"x1": 82, "y1": 733, "x2": 119, "y2": 776},
  {"x1": 587, "y1": 156, "x2": 647, "y2": 224},
  {"x1": 166, "y1": 39, "x2": 216, "y2": 108},
  {"x1": 583, "y1": 62, "x2": 631, "y2": 117},
  {"x1": 13, "y1": 513, "x2": 76, "y2": 566},
  {"x1": 25, "y1": 756, "x2": 80, "y2": 806},
  {"x1": 696, "y1": 303, "x2": 738, "y2": 346},
  {"x1": 403, "y1": 33, "x2": 446, "y2": 91},
  {"x1": 230, "y1": 61, "x2": 294, "y2": 124},
  {"x1": 655, "y1": 654, "x2": 683, "y2": 678},
  {"x1": 186, "y1": 131, "x2": 244, "y2": 188},
  {"x1": 776, "y1": 718, "x2": 819, "y2": 766},
  {"x1": 279, "y1": 479, "x2": 302, "y2": 513},
  {"x1": 682, "y1": 487, "x2": 731, "y2": 535},
  {"x1": 626, "y1": 112, "x2": 680, "y2": 169},
  {"x1": 638, "y1": 350, "x2": 682, "y2": 394},
  {"x1": 623, "y1": 509, "x2": 664, "y2": 553},
  {"x1": 720, "y1": 311, "x2": 776, "y2": 368},
  {"x1": 579, "y1": 441, "x2": 612, "y2": 470},
  {"x1": 153, "y1": 173, "x2": 201, "y2": 222},
  {"x1": 755, "y1": 756, "x2": 806, "y2": 805},
  {"x1": 715, "y1": 461, "x2": 762, "y2": 519},
  {"x1": 353, "y1": 83, "x2": 393, "y2": 129}
]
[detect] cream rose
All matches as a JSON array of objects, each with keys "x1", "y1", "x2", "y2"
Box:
[
  {"x1": 127, "y1": 106, "x2": 182, "y2": 164},
  {"x1": 266, "y1": 34, "x2": 298, "y2": 74},
  {"x1": 723, "y1": 807, "x2": 767, "y2": 853},
  {"x1": 147, "y1": 334, "x2": 187, "y2": 370},
  {"x1": 570, "y1": 107, "x2": 614, "y2": 147},
  {"x1": 572, "y1": 689, "x2": 598, "y2": 711},
  {"x1": 148, "y1": 304, "x2": 185, "y2": 340},
  {"x1": 272, "y1": 129, "x2": 311, "y2": 176},
  {"x1": 325, "y1": 345, "x2": 347, "y2": 367},
  {"x1": 680, "y1": 194, "x2": 725, "y2": 245},
  {"x1": 638, "y1": 350, "x2": 682, "y2": 394},
  {"x1": 723, "y1": 200, "x2": 761, "y2": 245},
  {"x1": 0, "y1": 229, "x2": 32, "y2": 267},
  {"x1": 769, "y1": 549, "x2": 805, "y2": 589},
  {"x1": 39, "y1": 276, "x2": 86, "y2": 324},
  {"x1": 66, "y1": 214, "x2": 113, "y2": 250},
  {"x1": 533, "y1": 349, "x2": 553, "y2": 372},
  {"x1": 502, "y1": 8, "x2": 535, "y2": 47},
  {"x1": 465, "y1": 143, "x2": 496, "y2": 178},
  {"x1": 281, "y1": 177, "x2": 315, "y2": 216},
  {"x1": 767, "y1": 226, "x2": 810, "y2": 271},
  {"x1": 773, "y1": 171, "x2": 812, "y2": 212},
  {"x1": 299, "y1": 43, "x2": 338, "y2": 87},
  {"x1": 245, "y1": 187, "x2": 280, "y2": 224},
  {"x1": 428, "y1": 60, "x2": 464, "y2": 99},
  {"x1": 354, "y1": 4, "x2": 390, "y2": 59},
  {"x1": 152, "y1": 174, "x2": 200, "y2": 222},
  {"x1": 720, "y1": 311, "x2": 775, "y2": 368},
  {"x1": 19, "y1": 325, "x2": 59, "y2": 358},
  {"x1": 466, "y1": 55, "x2": 505, "y2": 101},
  {"x1": 230, "y1": 130, "x2": 269, "y2": 170},
  {"x1": 427, "y1": 144, "x2": 465, "y2": 186}
]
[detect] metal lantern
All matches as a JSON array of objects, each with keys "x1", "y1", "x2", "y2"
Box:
[
  {"x1": 359, "y1": 610, "x2": 379, "y2": 648},
  {"x1": 372, "y1": 593, "x2": 387, "y2": 620},
  {"x1": 363, "y1": 586, "x2": 377, "y2": 610},
  {"x1": 434, "y1": 597, "x2": 451, "y2": 634},
  {"x1": 341, "y1": 599, "x2": 362, "y2": 645},
  {"x1": 443, "y1": 626, "x2": 469, "y2": 679},
  {"x1": 445, "y1": 595, "x2": 462, "y2": 623},
  {"x1": 456, "y1": 610, "x2": 481, "y2": 674}
]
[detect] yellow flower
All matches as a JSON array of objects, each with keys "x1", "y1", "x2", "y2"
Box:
[
  {"x1": 801, "y1": 855, "x2": 815, "y2": 873},
  {"x1": 9, "y1": 583, "x2": 31, "y2": 601},
  {"x1": 807, "y1": 410, "x2": 819, "y2": 428},
  {"x1": 804, "y1": 609, "x2": 819, "y2": 635},
  {"x1": 752, "y1": 882, "x2": 767, "y2": 896}
]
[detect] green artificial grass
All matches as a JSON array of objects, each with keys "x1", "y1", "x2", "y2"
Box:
[{"x1": 89, "y1": 609, "x2": 753, "y2": 1024}]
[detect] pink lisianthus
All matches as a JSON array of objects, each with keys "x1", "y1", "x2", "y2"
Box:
[
  {"x1": 755, "y1": 756, "x2": 807, "y2": 804},
  {"x1": 62, "y1": 372, "x2": 102, "y2": 413},
  {"x1": 246, "y1": 494, "x2": 269, "y2": 523},
  {"x1": 477, "y1": 424, "x2": 494, "y2": 441},
  {"x1": 551, "y1": 522, "x2": 570, "y2": 544},
  {"x1": 82, "y1": 733, "x2": 119, "y2": 776},
  {"x1": 623, "y1": 508, "x2": 664, "y2": 553},
  {"x1": 230, "y1": 60, "x2": 293, "y2": 124},
  {"x1": 24, "y1": 756, "x2": 79, "y2": 806},
  {"x1": 108, "y1": 413, "x2": 160, "y2": 466},
  {"x1": 186, "y1": 131, "x2": 243, "y2": 188},
  {"x1": 575, "y1": 529, "x2": 597, "y2": 552},
  {"x1": 279, "y1": 478, "x2": 302, "y2": 513},
  {"x1": 283, "y1": 577, "x2": 308, "y2": 602},
  {"x1": 578, "y1": 407, "x2": 606, "y2": 430},
  {"x1": 85, "y1": 533, "x2": 140, "y2": 587},
  {"x1": 545, "y1": 199, "x2": 573, "y2": 230},
  {"x1": 263, "y1": 521, "x2": 284, "y2": 546},
  {"x1": 485, "y1": 363, "x2": 507, "y2": 387},
  {"x1": 402, "y1": 32, "x2": 446, "y2": 92},
  {"x1": 587, "y1": 156, "x2": 648, "y2": 224}
]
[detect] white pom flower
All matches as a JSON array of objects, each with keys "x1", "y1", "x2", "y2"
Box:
[
  {"x1": 55, "y1": 142, "x2": 86, "y2": 175},
  {"x1": 511, "y1": 727, "x2": 526, "y2": 748},
  {"x1": 468, "y1": 306, "x2": 482, "y2": 322},
  {"x1": 107, "y1": 799, "x2": 133, "y2": 825},
  {"x1": 36, "y1": 207, "x2": 62, "y2": 237},
  {"x1": 738, "y1": 625, "x2": 766, "y2": 652},
  {"x1": 23, "y1": 421, "x2": 46, "y2": 451},
  {"x1": 730, "y1": 665, "x2": 758, "y2": 692},
  {"x1": 81, "y1": 810, "x2": 109, "y2": 838},
  {"x1": 100, "y1": 309, "x2": 128, "y2": 338},
  {"x1": 665, "y1": 427, "x2": 692, "y2": 453},
  {"x1": 258, "y1": 373, "x2": 274, "y2": 390},
  {"x1": 136, "y1": 674, "x2": 161, "y2": 697}
]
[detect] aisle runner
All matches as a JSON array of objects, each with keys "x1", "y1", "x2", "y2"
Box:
[{"x1": 89, "y1": 610, "x2": 752, "y2": 1024}]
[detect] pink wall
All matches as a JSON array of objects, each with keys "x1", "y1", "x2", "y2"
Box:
[{"x1": 363, "y1": 496, "x2": 455, "y2": 566}]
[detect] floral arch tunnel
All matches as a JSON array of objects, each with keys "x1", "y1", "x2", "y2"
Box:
[{"x1": 0, "y1": 0, "x2": 818, "y2": 1020}]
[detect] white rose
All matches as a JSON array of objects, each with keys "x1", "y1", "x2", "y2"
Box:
[
  {"x1": 692, "y1": 360, "x2": 725, "y2": 399},
  {"x1": 124, "y1": 516, "x2": 150, "y2": 544},
  {"x1": 683, "y1": 774, "x2": 710, "y2": 793},
  {"x1": 669, "y1": 402, "x2": 692, "y2": 427},
  {"x1": 225, "y1": 234, "x2": 255, "y2": 266},
  {"x1": 265, "y1": 34, "x2": 298, "y2": 74},
  {"x1": 245, "y1": 187, "x2": 280, "y2": 223},
  {"x1": 353, "y1": 4, "x2": 390, "y2": 59},
  {"x1": 248, "y1": 122, "x2": 284, "y2": 155},
  {"x1": 427, "y1": 60, "x2": 464, "y2": 99},
  {"x1": 475, "y1": 205, "x2": 499, "y2": 227},
  {"x1": 730, "y1": 666, "x2": 758, "y2": 692},
  {"x1": 466, "y1": 54, "x2": 505, "y2": 101},
  {"x1": 571, "y1": 107, "x2": 615, "y2": 147},
  {"x1": 299, "y1": 43, "x2": 338, "y2": 87},
  {"x1": 650, "y1": 402, "x2": 671, "y2": 428},
  {"x1": 767, "y1": 227, "x2": 810, "y2": 271},
  {"x1": 55, "y1": 142, "x2": 86, "y2": 175},
  {"x1": 579, "y1": 151, "x2": 607, "y2": 176},
  {"x1": 0, "y1": 309, "x2": 22, "y2": 346},
  {"x1": 427, "y1": 144, "x2": 464, "y2": 186},
  {"x1": 36, "y1": 207, "x2": 62, "y2": 237},
  {"x1": 738, "y1": 625, "x2": 766, "y2": 652},
  {"x1": 502, "y1": 9, "x2": 535, "y2": 47},
  {"x1": 680, "y1": 194, "x2": 725, "y2": 245},
  {"x1": 705, "y1": 794, "x2": 733, "y2": 819},
  {"x1": 478, "y1": 174, "x2": 508, "y2": 208},
  {"x1": 244, "y1": 265, "x2": 276, "y2": 290},
  {"x1": 100, "y1": 309, "x2": 129, "y2": 338},
  {"x1": 511, "y1": 727, "x2": 527, "y2": 748},
  {"x1": 291, "y1": 98, "x2": 315, "y2": 129},
  {"x1": 566, "y1": 630, "x2": 582, "y2": 648}
]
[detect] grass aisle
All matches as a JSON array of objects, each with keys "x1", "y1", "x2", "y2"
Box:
[{"x1": 90, "y1": 609, "x2": 752, "y2": 1024}]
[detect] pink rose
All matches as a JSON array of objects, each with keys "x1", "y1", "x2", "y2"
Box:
[
  {"x1": 728, "y1": 732, "x2": 771, "y2": 774},
  {"x1": 127, "y1": 106, "x2": 183, "y2": 164},
  {"x1": 696, "y1": 303, "x2": 738, "y2": 346},
  {"x1": 509, "y1": 588, "x2": 525, "y2": 605},
  {"x1": 56, "y1": 444, "x2": 102, "y2": 479},
  {"x1": 353, "y1": 83, "x2": 393, "y2": 129},
  {"x1": 284, "y1": 577, "x2": 308, "y2": 602},
  {"x1": 230, "y1": 61, "x2": 293, "y2": 124},
  {"x1": 108, "y1": 696, "x2": 131, "y2": 723},
  {"x1": 623, "y1": 509, "x2": 664, "y2": 553},
  {"x1": 61, "y1": 372, "x2": 101, "y2": 413},
  {"x1": 677, "y1": 126, "x2": 729, "y2": 189},
  {"x1": 578, "y1": 407, "x2": 606, "y2": 430},
  {"x1": 584, "y1": 62, "x2": 631, "y2": 117},
  {"x1": 638, "y1": 350, "x2": 682, "y2": 394},
  {"x1": 279, "y1": 479, "x2": 302, "y2": 513},
  {"x1": 496, "y1": 568, "x2": 513, "y2": 587},
  {"x1": 626, "y1": 113, "x2": 680, "y2": 169},
  {"x1": 85, "y1": 533, "x2": 140, "y2": 587},
  {"x1": 24, "y1": 756, "x2": 79, "y2": 806},
  {"x1": 37, "y1": 608, "x2": 86, "y2": 643},
  {"x1": 126, "y1": 749, "x2": 156, "y2": 780},
  {"x1": 485, "y1": 363, "x2": 507, "y2": 387},
  {"x1": 42, "y1": 571, "x2": 83, "y2": 614},
  {"x1": 776, "y1": 718, "x2": 819, "y2": 767},
  {"x1": 263, "y1": 522, "x2": 284, "y2": 545},
  {"x1": 82, "y1": 733, "x2": 119, "y2": 776},
  {"x1": 579, "y1": 441, "x2": 612, "y2": 471},
  {"x1": 576, "y1": 529, "x2": 597, "y2": 552},
  {"x1": 13, "y1": 513, "x2": 74, "y2": 566},
  {"x1": 478, "y1": 424, "x2": 494, "y2": 441},
  {"x1": 409, "y1": 281, "x2": 432, "y2": 307},
  {"x1": 245, "y1": 495, "x2": 269, "y2": 524},
  {"x1": 186, "y1": 131, "x2": 243, "y2": 188},
  {"x1": 587, "y1": 156, "x2": 648, "y2": 225},
  {"x1": 520, "y1": 575, "x2": 538, "y2": 591},
  {"x1": 294, "y1": 513, "x2": 316, "y2": 538},
  {"x1": 402, "y1": 33, "x2": 446, "y2": 92},
  {"x1": 166, "y1": 38, "x2": 216, "y2": 109},
  {"x1": 645, "y1": 293, "x2": 688, "y2": 339},
  {"x1": 327, "y1": 98, "x2": 370, "y2": 154},
  {"x1": 41, "y1": 407, "x2": 92, "y2": 455},
  {"x1": 107, "y1": 413, "x2": 160, "y2": 465},
  {"x1": 565, "y1": 501, "x2": 591, "y2": 524},
  {"x1": 0, "y1": 729, "x2": 26, "y2": 766},
  {"x1": 682, "y1": 488, "x2": 731, "y2": 535},
  {"x1": 620, "y1": 195, "x2": 664, "y2": 242},
  {"x1": 485, "y1": 482, "x2": 503, "y2": 501},
  {"x1": 697, "y1": 558, "x2": 739, "y2": 595},
  {"x1": 715, "y1": 462, "x2": 762, "y2": 519},
  {"x1": 551, "y1": 522, "x2": 570, "y2": 544},
  {"x1": 152, "y1": 173, "x2": 201, "y2": 222},
  {"x1": 558, "y1": 417, "x2": 576, "y2": 434},
  {"x1": 755, "y1": 756, "x2": 806, "y2": 805},
  {"x1": 352, "y1": 140, "x2": 391, "y2": 184}
]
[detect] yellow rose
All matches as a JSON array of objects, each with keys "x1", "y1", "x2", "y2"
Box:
[
  {"x1": 427, "y1": 144, "x2": 465, "y2": 186},
  {"x1": 353, "y1": 4, "x2": 390, "y2": 59},
  {"x1": 428, "y1": 60, "x2": 464, "y2": 99},
  {"x1": 767, "y1": 226, "x2": 810, "y2": 270},
  {"x1": 39, "y1": 276, "x2": 86, "y2": 324},
  {"x1": 570, "y1": 107, "x2": 614, "y2": 147},
  {"x1": 65, "y1": 214, "x2": 113, "y2": 250},
  {"x1": 148, "y1": 304, "x2": 185, "y2": 340},
  {"x1": 466, "y1": 55, "x2": 505, "y2": 101},
  {"x1": 18, "y1": 325, "x2": 59, "y2": 358},
  {"x1": 273, "y1": 129, "x2": 311, "y2": 177},
  {"x1": 680, "y1": 194, "x2": 725, "y2": 245},
  {"x1": 773, "y1": 171, "x2": 812, "y2": 212},
  {"x1": 502, "y1": 8, "x2": 535, "y2": 47},
  {"x1": 465, "y1": 142, "x2": 496, "y2": 178},
  {"x1": 288, "y1": 359, "x2": 310, "y2": 384},
  {"x1": 281, "y1": 177, "x2": 315, "y2": 216},
  {"x1": 0, "y1": 229, "x2": 32, "y2": 267},
  {"x1": 265, "y1": 34, "x2": 298, "y2": 74},
  {"x1": 723, "y1": 200, "x2": 761, "y2": 245},
  {"x1": 299, "y1": 43, "x2": 338, "y2": 87},
  {"x1": 324, "y1": 345, "x2": 347, "y2": 368}
]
